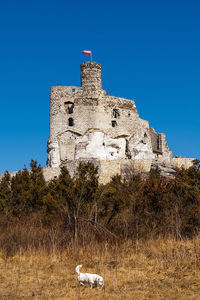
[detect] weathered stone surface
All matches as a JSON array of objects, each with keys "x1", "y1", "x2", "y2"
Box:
[
  {"x1": 0, "y1": 157, "x2": 194, "y2": 185},
  {"x1": 81, "y1": 62, "x2": 102, "y2": 90},
  {"x1": 74, "y1": 129, "x2": 126, "y2": 160},
  {"x1": 47, "y1": 140, "x2": 60, "y2": 167},
  {"x1": 47, "y1": 61, "x2": 173, "y2": 168},
  {"x1": 151, "y1": 160, "x2": 178, "y2": 178}
]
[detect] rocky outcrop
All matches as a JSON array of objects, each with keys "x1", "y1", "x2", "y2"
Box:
[
  {"x1": 47, "y1": 140, "x2": 60, "y2": 168},
  {"x1": 151, "y1": 160, "x2": 178, "y2": 178},
  {"x1": 75, "y1": 129, "x2": 126, "y2": 160}
]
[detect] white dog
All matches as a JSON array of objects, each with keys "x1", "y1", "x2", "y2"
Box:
[{"x1": 75, "y1": 265, "x2": 104, "y2": 288}]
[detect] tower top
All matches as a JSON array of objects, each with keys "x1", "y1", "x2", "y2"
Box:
[{"x1": 80, "y1": 62, "x2": 102, "y2": 90}]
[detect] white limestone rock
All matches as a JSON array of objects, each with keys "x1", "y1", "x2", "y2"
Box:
[
  {"x1": 47, "y1": 141, "x2": 61, "y2": 167},
  {"x1": 129, "y1": 129, "x2": 155, "y2": 160},
  {"x1": 75, "y1": 130, "x2": 126, "y2": 160}
]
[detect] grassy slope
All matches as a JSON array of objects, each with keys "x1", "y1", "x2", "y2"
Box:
[{"x1": 1, "y1": 238, "x2": 200, "y2": 299}]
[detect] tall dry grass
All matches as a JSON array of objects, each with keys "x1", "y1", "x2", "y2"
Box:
[
  {"x1": 1, "y1": 161, "x2": 200, "y2": 298},
  {"x1": 1, "y1": 237, "x2": 200, "y2": 299}
]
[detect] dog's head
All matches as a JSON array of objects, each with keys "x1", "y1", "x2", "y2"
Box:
[{"x1": 98, "y1": 277, "x2": 104, "y2": 287}]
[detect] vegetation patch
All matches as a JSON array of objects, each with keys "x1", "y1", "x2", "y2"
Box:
[{"x1": 0, "y1": 159, "x2": 200, "y2": 298}]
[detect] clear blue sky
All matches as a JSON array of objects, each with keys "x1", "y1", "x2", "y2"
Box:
[{"x1": 0, "y1": 0, "x2": 199, "y2": 173}]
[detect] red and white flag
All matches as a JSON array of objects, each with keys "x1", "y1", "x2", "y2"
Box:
[
  {"x1": 83, "y1": 50, "x2": 92, "y2": 62},
  {"x1": 83, "y1": 50, "x2": 92, "y2": 55}
]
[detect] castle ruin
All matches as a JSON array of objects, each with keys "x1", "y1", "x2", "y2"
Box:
[
  {"x1": 46, "y1": 61, "x2": 193, "y2": 182},
  {"x1": 0, "y1": 61, "x2": 194, "y2": 184}
]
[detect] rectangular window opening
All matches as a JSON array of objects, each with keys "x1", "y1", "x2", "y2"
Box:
[
  {"x1": 68, "y1": 118, "x2": 74, "y2": 126},
  {"x1": 112, "y1": 120, "x2": 117, "y2": 127}
]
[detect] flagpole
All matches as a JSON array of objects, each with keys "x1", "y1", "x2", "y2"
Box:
[{"x1": 91, "y1": 52, "x2": 92, "y2": 62}]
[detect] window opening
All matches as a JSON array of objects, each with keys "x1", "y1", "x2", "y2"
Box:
[
  {"x1": 157, "y1": 134, "x2": 162, "y2": 151},
  {"x1": 112, "y1": 120, "x2": 117, "y2": 127},
  {"x1": 72, "y1": 88, "x2": 75, "y2": 93},
  {"x1": 68, "y1": 118, "x2": 74, "y2": 126},
  {"x1": 64, "y1": 101, "x2": 74, "y2": 114},
  {"x1": 112, "y1": 109, "x2": 120, "y2": 118},
  {"x1": 125, "y1": 139, "x2": 132, "y2": 159}
]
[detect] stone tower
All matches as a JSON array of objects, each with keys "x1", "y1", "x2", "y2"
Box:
[
  {"x1": 47, "y1": 61, "x2": 173, "y2": 169},
  {"x1": 81, "y1": 62, "x2": 102, "y2": 90}
]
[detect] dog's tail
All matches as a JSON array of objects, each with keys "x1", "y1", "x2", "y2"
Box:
[{"x1": 75, "y1": 264, "x2": 82, "y2": 275}]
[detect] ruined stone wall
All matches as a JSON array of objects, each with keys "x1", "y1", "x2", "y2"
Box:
[
  {"x1": 48, "y1": 85, "x2": 101, "y2": 166},
  {"x1": 0, "y1": 157, "x2": 194, "y2": 186},
  {"x1": 171, "y1": 157, "x2": 195, "y2": 169},
  {"x1": 160, "y1": 133, "x2": 172, "y2": 158},
  {"x1": 49, "y1": 86, "x2": 98, "y2": 138},
  {"x1": 48, "y1": 88, "x2": 160, "y2": 165},
  {"x1": 49, "y1": 86, "x2": 79, "y2": 139},
  {"x1": 47, "y1": 61, "x2": 174, "y2": 168},
  {"x1": 0, "y1": 62, "x2": 194, "y2": 188},
  {"x1": 96, "y1": 95, "x2": 139, "y2": 138},
  {"x1": 44, "y1": 157, "x2": 194, "y2": 184}
]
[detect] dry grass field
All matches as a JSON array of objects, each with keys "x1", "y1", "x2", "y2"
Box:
[{"x1": 1, "y1": 238, "x2": 200, "y2": 300}]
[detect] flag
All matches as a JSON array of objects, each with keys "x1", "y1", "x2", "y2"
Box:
[{"x1": 83, "y1": 50, "x2": 92, "y2": 55}]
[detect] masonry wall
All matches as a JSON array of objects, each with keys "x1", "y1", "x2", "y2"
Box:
[
  {"x1": 0, "y1": 157, "x2": 195, "y2": 186},
  {"x1": 47, "y1": 61, "x2": 173, "y2": 168},
  {"x1": 96, "y1": 96, "x2": 139, "y2": 138},
  {"x1": 45, "y1": 157, "x2": 195, "y2": 184},
  {"x1": 81, "y1": 62, "x2": 102, "y2": 90}
]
